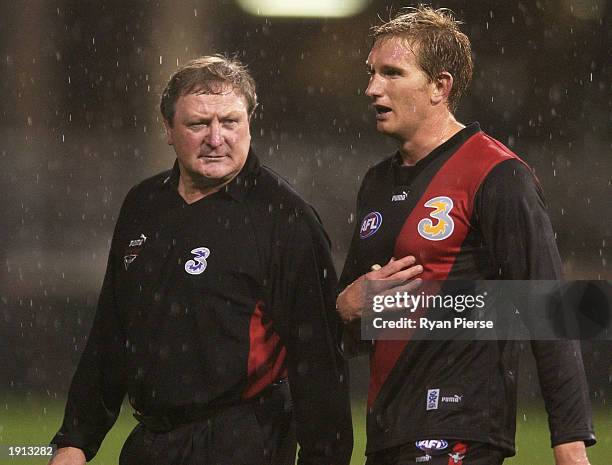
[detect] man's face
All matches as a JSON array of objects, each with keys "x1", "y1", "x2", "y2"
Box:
[
  {"x1": 164, "y1": 86, "x2": 251, "y2": 188},
  {"x1": 365, "y1": 37, "x2": 434, "y2": 140}
]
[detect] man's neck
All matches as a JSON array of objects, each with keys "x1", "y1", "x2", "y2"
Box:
[{"x1": 398, "y1": 113, "x2": 465, "y2": 166}]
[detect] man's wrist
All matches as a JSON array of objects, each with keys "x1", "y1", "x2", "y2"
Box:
[{"x1": 336, "y1": 286, "x2": 355, "y2": 322}]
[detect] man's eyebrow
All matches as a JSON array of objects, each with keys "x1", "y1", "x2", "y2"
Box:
[
  {"x1": 186, "y1": 115, "x2": 211, "y2": 122},
  {"x1": 380, "y1": 64, "x2": 403, "y2": 73},
  {"x1": 366, "y1": 63, "x2": 404, "y2": 74},
  {"x1": 219, "y1": 111, "x2": 241, "y2": 121},
  {"x1": 188, "y1": 110, "x2": 243, "y2": 120},
  {"x1": 219, "y1": 111, "x2": 244, "y2": 119}
]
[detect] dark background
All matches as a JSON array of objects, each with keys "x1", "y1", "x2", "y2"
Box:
[{"x1": 0, "y1": 0, "x2": 609, "y2": 416}]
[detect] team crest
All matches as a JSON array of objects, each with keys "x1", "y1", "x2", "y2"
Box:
[
  {"x1": 447, "y1": 443, "x2": 468, "y2": 465},
  {"x1": 360, "y1": 211, "x2": 383, "y2": 239},
  {"x1": 185, "y1": 247, "x2": 210, "y2": 275},
  {"x1": 448, "y1": 451, "x2": 466, "y2": 464},
  {"x1": 417, "y1": 196, "x2": 454, "y2": 241}
]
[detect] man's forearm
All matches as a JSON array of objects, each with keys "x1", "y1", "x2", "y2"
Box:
[
  {"x1": 47, "y1": 446, "x2": 86, "y2": 465},
  {"x1": 553, "y1": 441, "x2": 590, "y2": 465}
]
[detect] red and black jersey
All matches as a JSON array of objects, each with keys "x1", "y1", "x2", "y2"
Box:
[
  {"x1": 340, "y1": 123, "x2": 595, "y2": 456},
  {"x1": 52, "y1": 150, "x2": 353, "y2": 464}
]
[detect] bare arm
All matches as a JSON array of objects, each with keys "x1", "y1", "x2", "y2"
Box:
[
  {"x1": 554, "y1": 441, "x2": 591, "y2": 465},
  {"x1": 47, "y1": 447, "x2": 86, "y2": 465}
]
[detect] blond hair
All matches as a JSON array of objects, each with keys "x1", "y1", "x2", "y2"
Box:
[{"x1": 372, "y1": 5, "x2": 473, "y2": 112}]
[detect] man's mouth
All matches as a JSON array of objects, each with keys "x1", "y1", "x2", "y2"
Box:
[
  {"x1": 199, "y1": 154, "x2": 226, "y2": 160},
  {"x1": 374, "y1": 104, "x2": 392, "y2": 119}
]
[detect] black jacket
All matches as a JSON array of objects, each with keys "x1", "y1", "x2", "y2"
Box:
[{"x1": 52, "y1": 150, "x2": 353, "y2": 464}]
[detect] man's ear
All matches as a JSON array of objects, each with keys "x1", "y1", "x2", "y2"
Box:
[
  {"x1": 431, "y1": 71, "x2": 454, "y2": 107},
  {"x1": 163, "y1": 119, "x2": 173, "y2": 145}
]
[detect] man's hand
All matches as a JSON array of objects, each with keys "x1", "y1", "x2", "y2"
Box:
[
  {"x1": 47, "y1": 447, "x2": 86, "y2": 465},
  {"x1": 336, "y1": 256, "x2": 423, "y2": 322},
  {"x1": 553, "y1": 441, "x2": 590, "y2": 465}
]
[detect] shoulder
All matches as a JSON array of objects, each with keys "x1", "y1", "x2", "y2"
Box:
[
  {"x1": 482, "y1": 158, "x2": 541, "y2": 195},
  {"x1": 463, "y1": 131, "x2": 542, "y2": 194},
  {"x1": 467, "y1": 130, "x2": 521, "y2": 161},
  {"x1": 252, "y1": 165, "x2": 328, "y2": 242},
  {"x1": 255, "y1": 166, "x2": 316, "y2": 216},
  {"x1": 126, "y1": 170, "x2": 171, "y2": 200},
  {"x1": 477, "y1": 158, "x2": 546, "y2": 216},
  {"x1": 256, "y1": 166, "x2": 309, "y2": 204},
  {"x1": 119, "y1": 170, "x2": 172, "y2": 214}
]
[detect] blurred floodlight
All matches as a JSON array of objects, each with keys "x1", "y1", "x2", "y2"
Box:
[{"x1": 237, "y1": 0, "x2": 369, "y2": 18}]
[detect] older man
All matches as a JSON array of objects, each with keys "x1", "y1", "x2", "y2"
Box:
[
  {"x1": 337, "y1": 7, "x2": 595, "y2": 465},
  {"x1": 50, "y1": 56, "x2": 352, "y2": 465}
]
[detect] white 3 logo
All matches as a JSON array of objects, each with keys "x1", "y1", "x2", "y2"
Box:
[
  {"x1": 185, "y1": 247, "x2": 210, "y2": 275},
  {"x1": 417, "y1": 196, "x2": 454, "y2": 241}
]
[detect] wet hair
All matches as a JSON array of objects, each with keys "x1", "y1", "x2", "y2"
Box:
[
  {"x1": 371, "y1": 5, "x2": 473, "y2": 112},
  {"x1": 160, "y1": 55, "x2": 257, "y2": 126}
]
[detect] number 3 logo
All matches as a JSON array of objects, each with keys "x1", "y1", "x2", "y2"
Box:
[
  {"x1": 417, "y1": 196, "x2": 454, "y2": 241},
  {"x1": 185, "y1": 247, "x2": 210, "y2": 275}
]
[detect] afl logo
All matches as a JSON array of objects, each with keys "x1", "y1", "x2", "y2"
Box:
[
  {"x1": 418, "y1": 196, "x2": 454, "y2": 241},
  {"x1": 415, "y1": 439, "x2": 449, "y2": 452},
  {"x1": 360, "y1": 211, "x2": 383, "y2": 239}
]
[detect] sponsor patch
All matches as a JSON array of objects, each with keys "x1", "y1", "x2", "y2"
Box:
[
  {"x1": 426, "y1": 388, "x2": 440, "y2": 411},
  {"x1": 417, "y1": 196, "x2": 454, "y2": 241},
  {"x1": 441, "y1": 394, "x2": 463, "y2": 404},
  {"x1": 185, "y1": 247, "x2": 210, "y2": 275},
  {"x1": 391, "y1": 191, "x2": 409, "y2": 202},
  {"x1": 359, "y1": 211, "x2": 383, "y2": 239},
  {"x1": 123, "y1": 233, "x2": 147, "y2": 270},
  {"x1": 129, "y1": 233, "x2": 147, "y2": 247},
  {"x1": 416, "y1": 439, "x2": 449, "y2": 452},
  {"x1": 415, "y1": 453, "x2": 432, "y2": 462}
]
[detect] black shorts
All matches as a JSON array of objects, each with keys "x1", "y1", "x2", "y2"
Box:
[
  {"x1": 365, "y1": 440, "x2": 505, "y2": 465},
  {"x1": 120, "y1": 388, "x2": 295, "y2": 465}
]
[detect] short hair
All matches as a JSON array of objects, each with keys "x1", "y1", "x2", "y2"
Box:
[
  {"x1": 160, "y1": 55, "x2": 258, "y2": 125},
  {"x1": 371, "y1": 5, "x2": 473, "y2": 112}
]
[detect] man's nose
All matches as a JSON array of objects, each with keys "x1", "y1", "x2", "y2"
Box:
[
  {"x1": 365, "y1": 74, "x2": 383, "y2": 98},
  {"x1": 206, "y1": 119, "x2": 222, "y2": 147}
]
